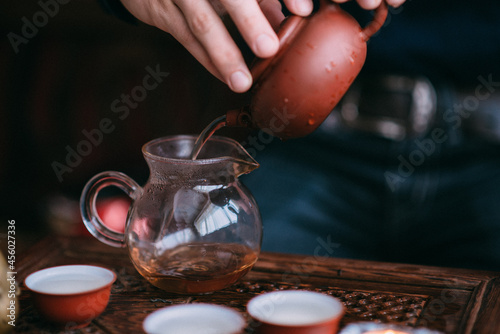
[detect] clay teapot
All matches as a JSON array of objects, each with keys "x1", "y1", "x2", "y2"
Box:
[{"x1": 226, "y1": 0, "x2": 388, "y2": 139}]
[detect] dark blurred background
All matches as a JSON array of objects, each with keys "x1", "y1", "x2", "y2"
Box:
[
  {"x1": 2, "y1": 0, "x2": 500, "y2": 256},
  {"x1": 0, "y1": 0, "x2": 248, "y2": 250}
]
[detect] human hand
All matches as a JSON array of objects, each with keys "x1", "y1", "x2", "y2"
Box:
[
  {"x1": 120, "y1": 0, "x2": 285, "y2": 93},
  {"x1": 120, "y1": 0, "x2": 406, "y2": 93}
]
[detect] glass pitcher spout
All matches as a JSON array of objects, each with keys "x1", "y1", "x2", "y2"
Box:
[{"x1": 142, "y1": 135, "x2": 259, "y2": 183}]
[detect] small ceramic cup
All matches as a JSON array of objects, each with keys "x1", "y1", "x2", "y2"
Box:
[
  {"x1": 143, "y1": 303, "x2": 246, "y2": 334},
  {"x1": 247, "y1": 290, "x2": 345, "y2": 334},
  {"x1": 24, "y1": 264, "x2": 116, "y2": 329}
]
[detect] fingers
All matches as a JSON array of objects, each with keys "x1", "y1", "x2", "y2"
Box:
[
  {"x1": 331, "y1": 0, "x2": 383, "y2": 10},
  {"x1": 331, "y1": 0, "x2": 406, "y2": 10},
  {"x1": 354, "y1": 0, "x2": 382, "y2": 10},
  {"x1": 176, "y1": 0, "x2": 285, "y2": 92},
  {"x1": 257, "y1": 0, "x2": 285, "y2": 31},
  {"x1": 283, "y1": 0, "x2": 406, "y2": 16},
  {"x1": 221, "y1": 0, "x2": 280, "y2": 58},
  {"x1": 386, "y1": 0, "x2": 406, "y2": 8},
  {"x1": 175, "y1": 0, "x2": 254, "y2": 92},
  {"x1": 283, "y1": 0, "x2": 314, "y2": 16},
  {"x1": 121, "y1": 0, "x2": 226, "y2": 83}
]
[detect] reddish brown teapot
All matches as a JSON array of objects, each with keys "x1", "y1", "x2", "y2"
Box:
[{"x1": 227, "y1": 0, "x2": 388, "y2": 139}]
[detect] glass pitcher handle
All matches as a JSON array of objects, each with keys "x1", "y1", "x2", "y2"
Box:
[{"x1": 80, "y1": 171, "x2": 141, "y2": 248}]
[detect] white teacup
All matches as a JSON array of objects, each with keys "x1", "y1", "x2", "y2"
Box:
[
  {"x1": 143, "y1": 303, "x2": 246, "y2": 334},
  {"x1": 247, "y1": 290, "x2": 345, "y2": 334}
]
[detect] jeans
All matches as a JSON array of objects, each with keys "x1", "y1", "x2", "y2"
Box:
[{"x1": 241, "y1": 111, "x2": 500, "y2": 271}]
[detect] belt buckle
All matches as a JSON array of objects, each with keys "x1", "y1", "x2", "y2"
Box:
[{"x1": 339, "y1": 75, "x2": 437, "y2": 140}]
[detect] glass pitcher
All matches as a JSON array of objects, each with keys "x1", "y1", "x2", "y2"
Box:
[{"x1": 80, "y1": 135, "x2": 262, "y2": 294}]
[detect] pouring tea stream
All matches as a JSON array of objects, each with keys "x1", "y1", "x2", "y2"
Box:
[{"x1": 190, "y1": 115, "x2": 228, "y2": 160}]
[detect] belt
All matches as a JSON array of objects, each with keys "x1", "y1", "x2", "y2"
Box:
[{"x1": 327, "y1": 74, "x2": 500, "y2": 142}]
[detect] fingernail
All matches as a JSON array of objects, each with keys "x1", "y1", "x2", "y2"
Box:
[
  {"x1": 255, "y1": 33, "x2": 279, "y2": 57},
  {"x1": 359, "y1": 0, "x2": 380, "y2": 10},
  {"x1": 295, "y1": 0, "x2": 313, "y2": 15},
  {"x1": 387, "y1": 0, "x2": 405, "y2": 8},
  {"x1": 229, "y1": 71, "x2": 252, "y2": 93}
]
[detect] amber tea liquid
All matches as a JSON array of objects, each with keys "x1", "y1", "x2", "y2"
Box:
[{"x1": 131, "y1": 242, "x2": 258, "y2": 294}]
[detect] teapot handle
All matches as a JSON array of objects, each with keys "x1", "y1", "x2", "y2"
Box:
[
  {"x1": 360, "y1": 1, "x2": 389, "y2": 41},
  {"x1": 80, "y1": 171, "x2": 141, "y2": 248}
]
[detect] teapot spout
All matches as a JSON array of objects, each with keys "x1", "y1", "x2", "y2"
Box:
[{"x1": 225, "y1": 108, "x2": 253, "y2": 129}]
